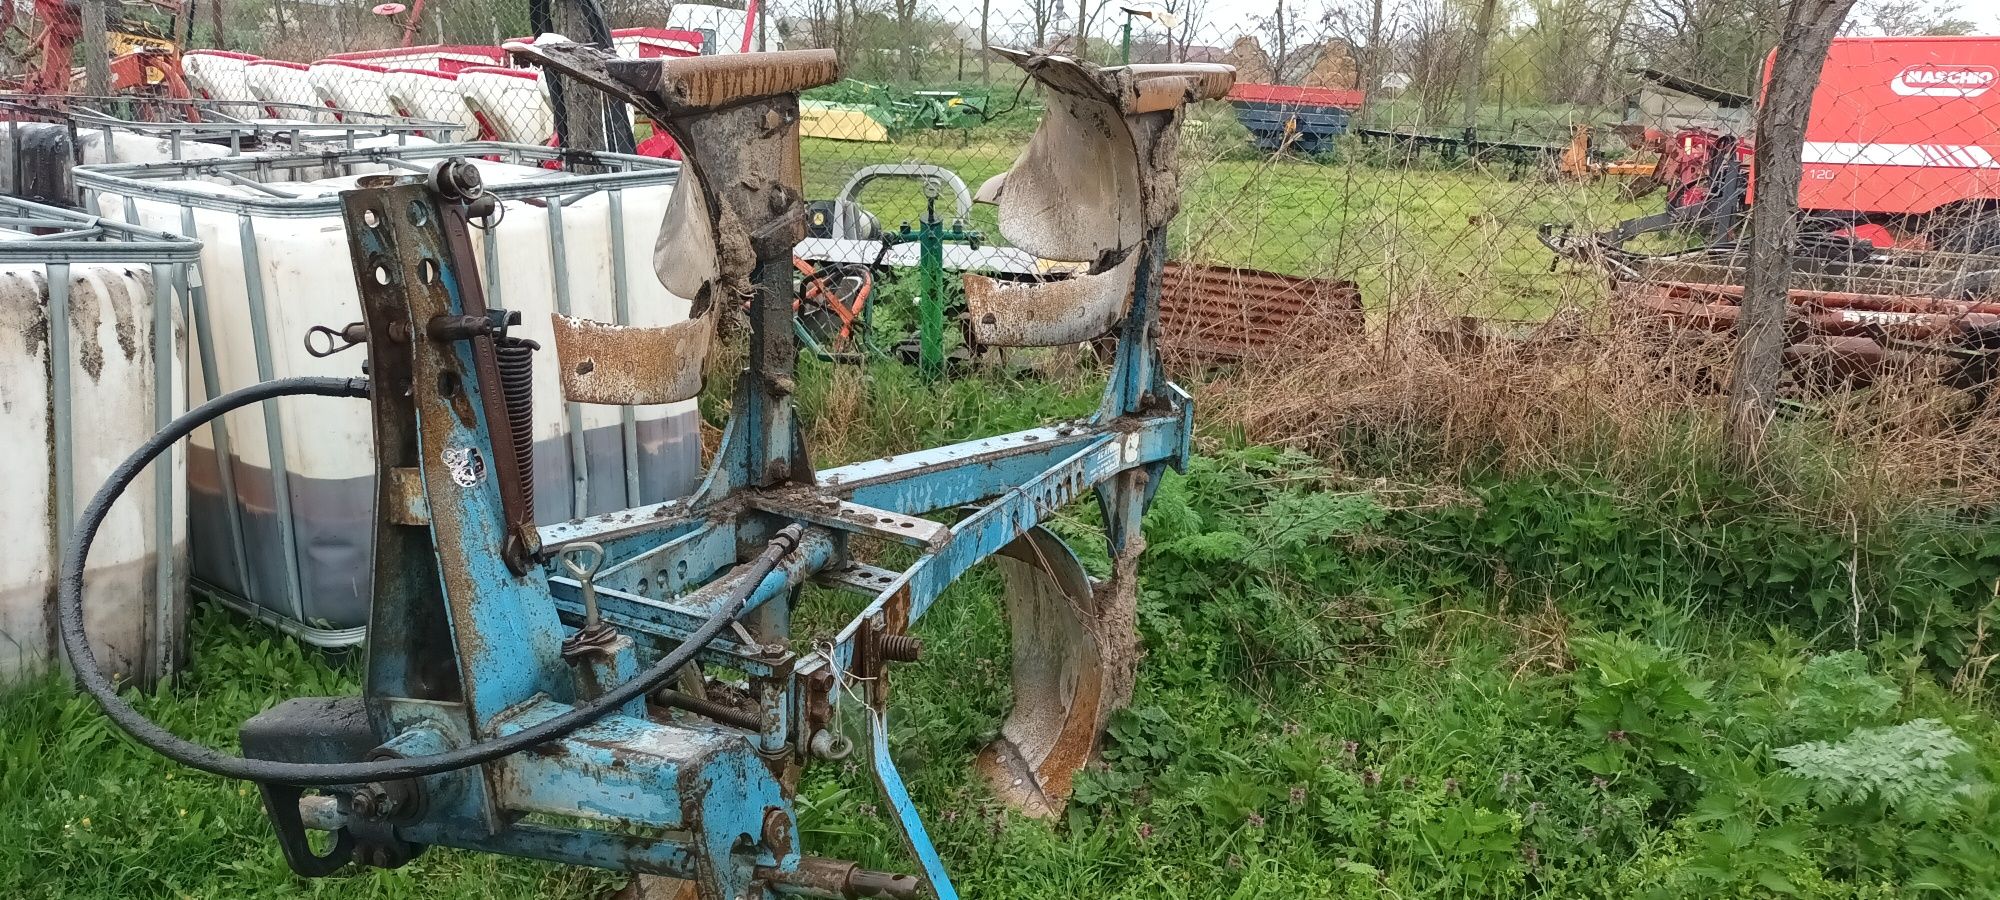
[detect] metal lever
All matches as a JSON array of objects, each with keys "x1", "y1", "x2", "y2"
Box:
[{"x1": 558, "y1": 542, "x2": 607, "y2": 629}]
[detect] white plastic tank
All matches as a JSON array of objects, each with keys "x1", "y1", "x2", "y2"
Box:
[
  {"x1": 308, "y1": 60, "x2": 402, "y2": 117},
  {"x1": 247, "y1": 61, "x2": 336, "y2": 122},
  {"x1": 183, "y1": 50, "x2": 262, "y2": 102},
  {"x1": 386, "y1": 68, "x2": 478, "y2": 141},
  {"x1": 611, "y1": 27, "x2": 704, "y2": 59},
  {"x1": 324, "y1": 44, "x2": 507, "y2": 74},
  {"x1": 77, "y1": 145, "x2": 698, "y2": 645},
  {"x1": 0, "y1": 198, "x2": 194, "y2": 687},
  {"x1": 665, "y1": 4, "x2": 780, "y2": 52},
  {"x1": 458, "y1": 66, "x2": 554, "y2": 144}
]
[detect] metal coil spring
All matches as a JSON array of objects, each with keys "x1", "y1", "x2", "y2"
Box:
[{"x1": 494, "y1": 336, "x2": 539, "y2": 516}]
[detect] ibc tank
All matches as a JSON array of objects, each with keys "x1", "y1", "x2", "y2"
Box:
[
  {"x1": 308, "y1": 61, "x2": 401, "y2": 117},
  {"x1": 183, "y1": 50, "x2": 262, "y2": 102},
  {"x1": 246, "y1": 61, "x2": 337, "y2": 123},
  {"x1": 76, "y1": 143, "x2": 700, "y2": 645},
  {"x1": 0, "y1": 197, "x2": 196, "y2": 687}
]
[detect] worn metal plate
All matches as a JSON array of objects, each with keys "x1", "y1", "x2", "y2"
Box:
[
  {"x1": 750, "y1": 495, "x2": 950, "y2": 550},
  {"x1": 551, "y1": 313, "x2": 710, "y2": 405},
  {"x1": 964, "y1": 256, "x2": 1138, "y2": 348},
  {"x1": 813, "y1": 561, "x2": 906, "y2": 596}
]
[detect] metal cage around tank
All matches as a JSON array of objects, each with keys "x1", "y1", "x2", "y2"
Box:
[
  {"x1": 73, "y1": 143, "x2": 699, "y2": 647},
  {"x1": 0, "y1": 94, "x2": 458, "y2": 157},
  {"x1": 1, "y1": 93, "x2": 458, "y2": 208},
  {"x1": 0, "y1": 196, "x2": 200, "y2": 688}
]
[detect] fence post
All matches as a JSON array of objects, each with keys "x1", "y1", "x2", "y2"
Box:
[
  {"x1": 1725, "y1": 0, "x2": 1855, "y2": 464},
  {"x1": 80, "y1": 0, "x2": 111, "y2": 95}
]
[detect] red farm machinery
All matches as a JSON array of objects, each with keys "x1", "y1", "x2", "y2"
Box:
[{"x1": 1549, "y1": 36, "x2": 2000, "y2": 385}]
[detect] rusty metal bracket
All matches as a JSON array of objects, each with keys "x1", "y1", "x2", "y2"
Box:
[{"x1": 749, "y1": 494, "x2": 950, "y2": 550}]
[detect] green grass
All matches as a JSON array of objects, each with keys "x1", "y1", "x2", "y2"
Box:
[
  {"x1": 0, "y1": 607, "x2": 620, "y2": 899},
  {"x1": 799, "y1": 119, "x2": 1651, "y2": 320},
  {"x1": 6, "y1": 360, "x2": 1999, "y2": 898}
]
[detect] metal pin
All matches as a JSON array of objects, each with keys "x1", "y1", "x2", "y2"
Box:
[{"x1": 558, "y1": 541, "x2": 607, "y2": 628}]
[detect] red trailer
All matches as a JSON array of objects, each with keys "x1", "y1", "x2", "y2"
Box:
[{"x1": 1788, "y1": 35, "x2": 2000, "y2": 231}]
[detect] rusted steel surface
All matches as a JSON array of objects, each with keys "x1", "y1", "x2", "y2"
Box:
[
  {"x1": 1621, "y1": 280, "x2": 2000, "y2": 342},
  {"x1": 1624, "y1": 251, "x2": 2000, "y2": 300},
  {"x1": 1157, "y1": 261, "x2": 1363, "y2": 360},
  {"x1": 1617, "y1": 280, "x2": 2000, "y2": 384},
  {"x1": 968, "y1": 52, "x2": 1236, "y2": 350},
  {"x1": 964, "y1": 260, "x2": 1138, "y2": 348},
  {"x1": 974, "y1": 526, "x2": 1117, "y2": 821},
  {"x1": 605, "y1": 51, "x2": 841, "y2": 113},
  {"x1": 550, "y1": 313, "x2": 710, "y2": 405}
]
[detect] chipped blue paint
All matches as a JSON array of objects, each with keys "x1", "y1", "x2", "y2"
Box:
[
  {"x1": 868, "y1": 707, "x2": 960, "y2": 900},
  {"x1": 282, "y1": 93, "x2": 1194, "y2": 891}
]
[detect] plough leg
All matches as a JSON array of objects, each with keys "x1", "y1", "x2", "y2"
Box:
[{"x1": 977, "y1": 524, "x2": 1142, "y2": 818}]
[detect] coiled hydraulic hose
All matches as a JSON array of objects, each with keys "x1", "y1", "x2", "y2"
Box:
[{"x1": 60, "y1": 375, "x2": 800, "y2": 786}]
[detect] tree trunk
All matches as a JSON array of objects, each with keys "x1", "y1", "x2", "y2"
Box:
[
  {"x1": 80, "y1": 0, "x2": 109, "y2": 95},
  {"x1": 980, "y1": 0, "x2": 991, "y2": 84},
  {"x1": 1270, "y1": 0, "x2": 1287, "y2": 84},
  {"x1": 209, "y1": 0, "x2": 226, "y2": 49},
  {"x1": 896, "y1": 0, "x2": 916, "y2": 80},
  {"x1": 1075, "y1": 0, "x2": 1088, "y2": 60},
  {"x1": 1724, "y1": 0, "x2": 1856, "y2": 464},
  {"x1": 832, "y1": 0, "x2": 847, "y2": 58},
  {"x1": 1588, "y1": 0, "x2": 1636, "y2": 106},
  {"x1": 1360, "y1": 0, "x2": 1383, "y2": 110},
  {"x1": 1459, "y1": 0, "x2": 1499, "y2": 135},
  {"x1": 549, "y1": 0, "x2": 629, "y2": 162}
]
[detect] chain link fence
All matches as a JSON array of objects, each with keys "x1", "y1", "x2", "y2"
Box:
[{"x1": 8, "y1": 0, "x2": 1992, "y2": 334}]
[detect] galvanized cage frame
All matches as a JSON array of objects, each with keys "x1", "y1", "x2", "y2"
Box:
[
  {"x1": 1, "y1": 93, "x2": 457, "y2": 160},
  {"x1": 0, "y1": 196, "x2": 201, "y2": 684},
  {"x1": 73, "y1": 144, "x2": 684, "y2": 648}
]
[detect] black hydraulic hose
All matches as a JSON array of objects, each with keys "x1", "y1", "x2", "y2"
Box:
[{"x1": 60, "y1": 374, "x2": 802, "y2": 786}]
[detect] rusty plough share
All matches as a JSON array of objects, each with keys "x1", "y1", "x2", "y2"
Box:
[{"x1": 56, "y1": 45, "x2": 1232, "y2": 899}]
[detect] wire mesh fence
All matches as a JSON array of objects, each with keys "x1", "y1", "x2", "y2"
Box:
[{"x1": 6, "y1": 0, "x2": 1994, "y2": 339}]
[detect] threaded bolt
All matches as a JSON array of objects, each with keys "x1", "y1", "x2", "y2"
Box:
[{"x1": 879, "y1": 634, "x2": 924, "y2": 663}]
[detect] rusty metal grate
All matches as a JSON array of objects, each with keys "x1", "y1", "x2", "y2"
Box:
[{"x1": 1157, "y1": 262, "x2": 1363, "y2": 361}]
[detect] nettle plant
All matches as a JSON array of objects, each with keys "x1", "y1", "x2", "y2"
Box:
[{"x1": 1569, "y1": 635, "x2": 1713, "y2": 804}]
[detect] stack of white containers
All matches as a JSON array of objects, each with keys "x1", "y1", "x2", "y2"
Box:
[
  {"x1": 0, "y1": 197, "x2": 197, "y2": 687},
  {"x1": 76, "y1": 144, "x2": 700, "y2": 645}
]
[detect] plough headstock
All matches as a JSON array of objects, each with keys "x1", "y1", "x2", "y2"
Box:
[{"x1": 57, "y1": 45, "x2": 1229, "y2": 900}]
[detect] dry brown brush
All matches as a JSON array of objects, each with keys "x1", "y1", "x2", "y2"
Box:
[{"x1": 1191, "y1": 292, "x2": 2000, "y2": 519}]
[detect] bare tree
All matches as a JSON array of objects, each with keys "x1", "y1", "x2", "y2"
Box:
[
  {"x1": 1160, "y1": 0, "x2": 1210, "y2": 62},
  {"x1": 1363, "y1": 0, "x2": 1384, "y2": 95},
  {"x1": 1320, "y1": 0, "x2": 1395, "y2": 102},
  {"x1": 1406, "y1": 0, "x2": 1467, "y2": 121},
  {"x1": 1588, "y1": 0, "x2": 1639, "y2": 105},
  {"x1": 1077, "y1": 0, "x2": 1089, "y2": 57},
  {"x1": 894, "y1": 0, "x2": 918, "y2": 77},
  {"x1": 1725, "y1": 0, "x2": 1857, "y2": 462},
  {"x1": 1027, "y1": 0, "x2": 1064, "y2": 47},
  {"x1": 1632, "y1": 0, "x2": 1786, "y2": 93},
  {"x1": 1262, "y1": 0, "x2": 1293, "y2": 84},
  {"x1": 1458, "y1": 0, "x2": 1499, "y2": 133},
  {"x1": 803, "y1": 0, "x2": 842, "y2": 50}
]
